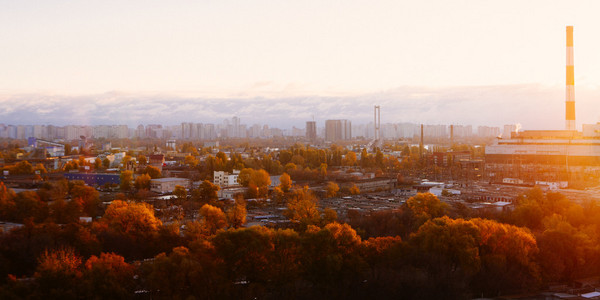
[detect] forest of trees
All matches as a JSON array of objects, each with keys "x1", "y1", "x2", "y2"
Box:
[{"x1": 1, "y1": 178, "x2": 600, "y2": 299}]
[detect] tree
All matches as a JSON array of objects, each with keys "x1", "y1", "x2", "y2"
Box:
[
  {"x1": 227, "y1": 197, "x2": 247, "y2": 228},
  {"x1": 300, "y1": 222, "x2": 365, "y2": 297},
  {"x1": 239, "y1": 168, "x2": 271, "y2": 198},
  {"x1": 173, "y1": 185, "x2": 187, "y2": 201},
  {"x1": 342, "y1": 151, "x2": 357, "y2": 166},
  {"x1": 184, "y1": 155, "x2": 199, "y2": 167},
  {"x1": 94, "y1": 158, "x2": 102, "y2": 169},
  {"x1": 469, "y1": 218, "x2": 540, "y2": 295},
  {"x1": 121, "y1": 155, "x2": 131, "y2": 168},
  {"x1": 97, "y1": 200, "x2": 162, "y2": 259},
  {"x1": 237, "y1": 168, "x2": 253, "y2": 187},
  {"x1": 250, "y1": 169, "x2": 271, "y2": 198},
  {"x1": 119, "y1": 171, "x2": 133, "y2": 191},
  {"x1": 10, "y1": 161, "x2": 34, "y2": 175},
  {"x1": 197, "y1": 180, "x2": 219, "y2": 203},
  {"x1": 48, "y1": 198, "x2": 81, "y2": 224},
  {"x1": 143, "y1": 246, "x2": 218, "y2": 299},
  {"x1": 279, "y1": 172, "x2": 292, "y2": 193},
  {"x1": 319, "y1": 163, "x2": 328, "y2": 179},
  {"x1": 284, "y1": 163, "x2": 297, "y2": 173},
  {"x1": 285, "y1": 187, "x2": 321, "y2": 230},
  {"x1": 0, "y1": 182, "x2": 16, "y2": 221},
  {"x1": 81, "y1": 253, "x2": 135, "y2": 299},
  {"x1": 34, "y1": 163, "x2": 47, "y2": 174},
  {"x1": 144, "y1": 165, "x2": 162, "y2": 179},
  {"x1": 537, "y1": 214, "x2": 595, "y2": 282},
  {"x1": 375, "y1": 148, "x2": 384, "y2": 168},
  {"x1": 349, "y1": 184, "x2": 360, "y2": 195},
  {"x1": 321, "y1": 207, "x2": 338, "y2": 225},
  {"x1": 102, "y1": 158, "x2": 110, "y2": 169},
  {"x1": 70, "y1": 184, "x2": 100, "y2": 217},
  {"x1": 199, "y1": 204, "x2": 228, "y2": 235},
  {"x1": 33, "y1": 248, "x2": 82, "y2": 299},
  {"x1": 406, "y1": 193, "x2": 448, "y2": 220},
  {"x1": 360, "y1": 148, "x2": 371, "y2": 168},
  {"x1": 326, "y1": 182, "x2": 339, "y2": 198},
  {"x1": 13, "y1": 191, "x2": 48, "y2": 222},
  {"x1": 407, "y1": 217, "x2": 481, "y2": 299},
  {"x1": 134, "y1": 173, "x2": 151, "y2": 190},
  {"x1": 101, "y1": 200, "x2": 162, "y2": 237},
  {"x1": 212, "y1": 226, "x2": 275, "y2": 294}
]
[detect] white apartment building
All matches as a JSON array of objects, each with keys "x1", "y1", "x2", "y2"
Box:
[{"x1": 213, "y1": 170, "x2": 240, "y2": 187}]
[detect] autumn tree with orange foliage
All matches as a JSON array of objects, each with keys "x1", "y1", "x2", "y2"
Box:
[
  {"x1": 95, "y1": 200, "x2": 162, "y2": 259},
  {"x1": 33, "y1": 248, "x2": 82, "y2": 299}
]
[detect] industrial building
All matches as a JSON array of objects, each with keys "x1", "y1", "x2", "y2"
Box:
[
  {"x1": 63, "y1": 173, "x2": 120, "y2": 186},
  {"x1": 485, "y1": 26, "x2": 600, "y2": 184}
]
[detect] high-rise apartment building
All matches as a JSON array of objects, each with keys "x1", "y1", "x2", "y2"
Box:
[
  {"x1": 306, "y1": 121, "x2": 317, "y2": 141},
  {"x1": 325, "y1": 119, "x2": 352, "y2": 142}
]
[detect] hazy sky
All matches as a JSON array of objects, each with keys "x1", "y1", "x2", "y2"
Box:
[{"x1": 1, "y1": 1, "x2": 600, "y2": 128}]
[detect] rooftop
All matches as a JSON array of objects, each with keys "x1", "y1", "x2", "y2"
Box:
[{"x1": 150, "y1": 177, "x2": 188, "y2": 182}]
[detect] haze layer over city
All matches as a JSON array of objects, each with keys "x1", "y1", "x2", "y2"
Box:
[{"x1": 4, "y1": 2, "x2": 600, "y2": 300}]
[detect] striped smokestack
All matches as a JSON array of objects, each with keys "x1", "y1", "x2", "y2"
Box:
[{"x1": 566, "y1": 26, "x2": 575, "y2": 130}]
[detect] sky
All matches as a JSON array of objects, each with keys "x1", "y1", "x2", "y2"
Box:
[{"x1": 1, "y1": 1, "x2": 600, "y2": 129}]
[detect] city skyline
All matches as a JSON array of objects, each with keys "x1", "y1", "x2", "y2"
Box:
[
  {"x1": 2, "y1": 83, "x2": 600, "y2": 130},
  {"x1": 0, "y1": 119, "x2": 509, "y2": 141}
]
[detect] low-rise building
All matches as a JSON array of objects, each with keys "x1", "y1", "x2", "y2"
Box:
[
  {"x1": 150, "y1": 177, "x2": 190, "y2": 194},
  {"x1": 218, "y1": 186, "x2": 248, "y2": 199}
]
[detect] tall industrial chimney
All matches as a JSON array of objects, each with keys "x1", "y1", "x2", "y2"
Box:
[{"x1": 566, "y1": 26, "x2": 575, "y2": 130}]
